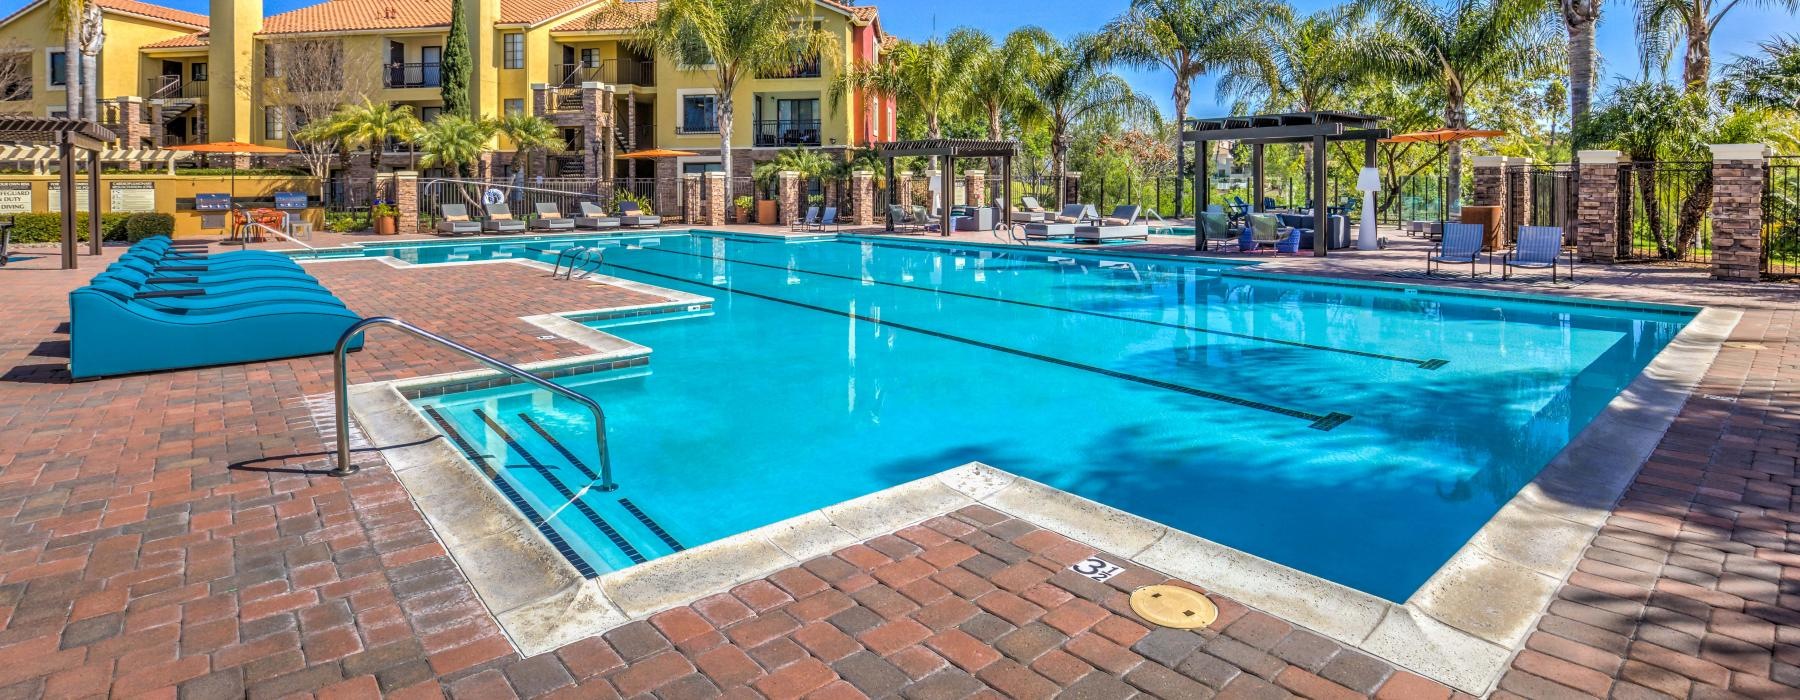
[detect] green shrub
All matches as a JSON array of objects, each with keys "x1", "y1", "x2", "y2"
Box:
[
  {"x1": 612, "y1": 188, "x2": 655, "y2": 215},
  {"x1": 6, "y1": 212, "x2": 131, "y2": 243},
  {"x1": 325, "y1": 211, "x2": 370, "y2": 232},
  {"x1": 124, "y1": 213, "x2": 175, "y2": 242}
]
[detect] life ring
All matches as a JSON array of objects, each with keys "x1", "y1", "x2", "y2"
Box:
[{"x1": 483, "y1": 188, "x2": 505, "y2": 206}]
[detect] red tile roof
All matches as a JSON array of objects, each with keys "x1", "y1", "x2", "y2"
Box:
[
  {"x1": 551, "y1": 1, "x2": 657, "y2": 32},
  {"x1": 262, "y1": 0, "x2": 603, "y2": 35},
  {"x1": 498, "y1": 0, "x2": 595, "y2": 24},
  {"x1": 96, "y1": 0, "x2": 209, "y2": 29},
  {"x1": 142, "y1": 31, "x2": 209, "y2": 49}
]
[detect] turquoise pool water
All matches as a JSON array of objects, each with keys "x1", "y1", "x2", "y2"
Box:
[{"x1": 391, "y1": 231, "x2": 1691, "y2": 601}]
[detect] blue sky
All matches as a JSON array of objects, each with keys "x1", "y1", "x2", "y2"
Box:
[{"x1": 21, "y1": 0, "x2": 1799, "y2": 115}]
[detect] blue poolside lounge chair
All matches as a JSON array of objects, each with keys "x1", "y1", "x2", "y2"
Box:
[
  {"x1": 1502, "y1": 226, "x2": 1573, "y2": 281},
  {"x1": 812, "y1": 207, "x2": 839, "y2": 232},
  {"x1": 69, "y1": 289, "x2": 362, "y2": 379},
  {"x1": 792, "y1": 206, "x2": 819, "y2": 230},
  {"x1": 94, "y1": 268, "x2": 333, "y2": 298},
  {"x1": 81, "y1": 277, "x2": 347, "y2": 312},
  {"x1": 109, "y1": 258, "x2": 319, "y2": 284},
  {"x1": 124, "y1": 244, "x2": 296, "y2": 265},
  {"x1": 1428, "y1": 223, "x2": 1489, "y2": 276}
]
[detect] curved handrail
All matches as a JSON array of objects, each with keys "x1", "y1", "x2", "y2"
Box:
[
  {"x1": 550, "y1": 246, "x2": 589, "y2": 279},
  {"x1": 332, "y1": 316, "x2": 616, "y2": 493}
]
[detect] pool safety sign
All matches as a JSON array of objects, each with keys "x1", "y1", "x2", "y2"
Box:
[
  {"x1": 1070, "y1": 557, "x2": 1125, "y2": 583},
  {"x1": 0, "y1": 182, "x2": 28, "y2": 214},
  {"x1": 46, "y1": 182, "x2": 90, "y2": 212},
  {"x1": 110, "y1": 181, "x2": 156, "y2": 212}
]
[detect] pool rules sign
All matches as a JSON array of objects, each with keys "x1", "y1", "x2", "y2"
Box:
[
  {"x1": 109, "y1": 182, "x2": 156, "y2": 213},
  {"x1": 0, "y1": 182, "x2": 28, "y2": 214}
]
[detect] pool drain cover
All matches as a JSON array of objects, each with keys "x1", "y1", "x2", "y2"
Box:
[{"x1": 1130, "y1": 585, "x2": 1218, "y2": 630}]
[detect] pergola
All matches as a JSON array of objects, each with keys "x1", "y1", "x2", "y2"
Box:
[
  {"x1": 1182, "y1": 111, "x2": 1389, "y2": 256},
  {"x1": 0, "y1": 117, "x2": 117, "y2": 269},
  {"x1": 874, "y1": 139, "x2": 1016, "y2": 236}
]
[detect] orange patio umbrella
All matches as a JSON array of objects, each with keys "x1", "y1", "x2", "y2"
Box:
[
  {"x1": 1381, "y1": 129, "x2": 1505, "y2": 223},
  {"x1": 165, "y1": 141, "x2": 299, "y2": 243}
]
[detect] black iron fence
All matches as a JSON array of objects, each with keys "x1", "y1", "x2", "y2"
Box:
[
  {"x1": 1619, "y1": 160, "x2": 1713, "y2": 263},
  {"x1": 416, "y1": 178, "x2": 614, "y2": 229},
  {"x1": 1519, "y1": 164, "x2": 1574, "y2": 229},
  {"x1": 1765, "y1": 155, "x2": 1800, "y2": 277}
]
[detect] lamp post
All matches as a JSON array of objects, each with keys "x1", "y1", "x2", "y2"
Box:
[{"x1": 1356, "y1": 166, "x2": 1381, "y2": 251}]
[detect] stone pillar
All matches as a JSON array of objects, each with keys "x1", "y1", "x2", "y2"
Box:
[
  {"x1": 580, "y1": 82, "x2": 611, "y2": 181},
  {"x1": 851, "y1": 170, "x2": 875, "y2": 226},
  {"x1": 682, "y1": 173, "x2": 703, "y2": 224},
  {"x1": 778, "y1": 171, "x2": 801, "y2": 224},
  {"x1": 1471, "y1": 155, "x2": 1508, "y2": 242},
  {"x1": 626, "y1": 95, "x2": 640, "y2": 150},
  {"x1": 1507, "y1": 158, "x2": 1533, "y2": 234},
  {"x1": 963, "y1": 170, "x2": 986, "y2": 206},
  {"x1": 1709, "y1": 143, "x2": 1770, "y2": 282},
  {"x1": 897, "y1": 173, "x2": 913, "y2": 209},
  {"x1": 394, "y1": 171, "x2": 419, "y2": 233},
  {"x1": 115, "y1": 97, "x2": 151, "y2": 167},
  {"x1": 705, "y1": 172, "x2": 727, "y2": 226},
  {"x1": 1063, "y1": 171, "x2": 1082, "y2": 206},
  {"x1": 531, "y1": 83, "x2": 550, "y2": 116},
  {"x1": 653, "y1": 157, "x2": 679, "y2": 218},
  {"x1": 1574, "y1": 150, "x2": 1625, "y2": 264}
]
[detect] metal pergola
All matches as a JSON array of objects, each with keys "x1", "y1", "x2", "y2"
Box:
[
  {"x1": 874, "y1": 139, "x2": 1017, "y2": 236},
  {"x1": 1182, "y1": 111, "x2": 1389, "y2": 256},
  {"x1": 0, "y1": 117, "x2": 117, "y2": 269}
]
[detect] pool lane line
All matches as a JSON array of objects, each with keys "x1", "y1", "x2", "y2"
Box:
[
  {"x1": 474, "y1": 409, "x2": 647, "y2": 564},
  {"x1": 633, "y1": 245, "x2": 1446, "y2": 370},
  {"x1": 596, "y1": 258, "x2": 1353, "y2": 431},
  {"x1": 516, "y1": 415, "x2": 687, "y2": 553},
  {"x1": 421, "y1": 406, "x2": 600, "y2": 577},
  {"x1": 618, "y1": 498, "x2": 686, "y2": 552},
  {"x1": 517, "y1": 413, "x2": 600, "y2": 481}
]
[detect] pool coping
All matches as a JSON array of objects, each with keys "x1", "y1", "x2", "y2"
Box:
[{"x1": 336, "y1": 243, "x2": 1738, "y2": 695}]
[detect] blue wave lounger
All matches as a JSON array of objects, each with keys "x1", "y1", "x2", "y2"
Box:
[{"x1": 70, "y1": 287, "x2": 364, "y2": 379}]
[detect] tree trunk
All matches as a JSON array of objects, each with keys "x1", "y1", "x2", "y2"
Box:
[
  {"x1": 1443, "y1": 89, "x2": 1466, "y2": 218},
  {"x1": 1172, "y1": 79, "x2": 1188, "y2": 218},
  {"x1": 1564, "y1": 4, "x2": 1597, "y2": 135},
  {"x1": 1632, "y1": 160, "x2": 1667, "y2": 257},
  {"x1": 1051, "y1": 126, "x2": 1070, "y2": 208},
  {"x1": 987, "y1": 104, "x2": 1003, "y2": 177},
  {"x1": 63, "y1": 28, "x2": 81, "y2": 120},
  {"x1": 1674, "y1": 169, "x2": 1712, "y2": 256},
  {"x1": 1684, "y1": 23, "x2": 1710, "y2": 94},
  {"x1": 79, "y1": 2, "x2": 101, "y2": 122},
  {"x1": 717, "y1": 91, "x2": 735, "y2": 216}
]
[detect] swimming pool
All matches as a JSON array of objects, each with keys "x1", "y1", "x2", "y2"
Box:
[{"x1": 384, "y1": 231, "x2": 1691, "y2": 602}]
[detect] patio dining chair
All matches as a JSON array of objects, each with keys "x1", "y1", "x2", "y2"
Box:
[
  {"x1": 1427, "y1": 222, "x2": 1489, "y2": 276},
  {"x1": 1503, "y1": 226, "x2": 1574, "y2": 282},
  {"x1": 1240, "y1": 213, "x2": 1299, "y2": 254},
  {"x1": 792, "y1": 206, "x2": 819, "y2": 231}
]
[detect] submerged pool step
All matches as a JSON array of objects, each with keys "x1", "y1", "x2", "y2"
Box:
[{"x1": 473, "y1": 409, "x2": 647, "y2": 565}]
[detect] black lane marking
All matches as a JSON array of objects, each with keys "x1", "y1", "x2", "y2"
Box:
[
  {"x1": 618, "y1": 499, "x2": 685, "y2": 552},
  {"x1": 517, "y1": 414, "x2": 600, "y2": 482},
  {"x1": 473, "y1": 409, "x2": 646, "y2": 565},
  {"x1": 598, "y1": 258, "x2": 1350, "y2": 430},
  {"x1": 637, "y1": 245, "x2": 1446, "y2": 370},
  {"x1": 421, "y1": 406, "x2": 598, "y2": 577}
]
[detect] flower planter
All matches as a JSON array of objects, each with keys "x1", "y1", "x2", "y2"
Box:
[
  {"x1": 756, "y1": 200, "x2": 777, "y2": 224},
  {"x1": 374, "y1": 216, "x2": 397, "y2": 235}
]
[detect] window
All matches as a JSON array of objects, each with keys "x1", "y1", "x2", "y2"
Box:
[
  {"x1": 48, "y1": 51, "x2": 65, "y2": 87},
  {"x1": 264, "y1": 44, "x2": 279, "y2": 78},
  {"x1": 504, "y1": 98, "x2": 524, "y2": 116},
  {"x1": 580, "y1": 48, "x2": 599, "y2": 68},
  {"x1": 264, "y1": 107, "x2": 284, "y2": 140},
  {"x1": 503, "y1": 34, "x2": 523, "y2": 69},
  {"x1": 420, "y1": 106, "x2": 441, "y2": 122},
  {"x1": 191, "y1": 62, "x2": 207, "y2": 82},
  {"x1": 682, "y1": 162, "x2": 723, "y2": 175},
  {"x1": 681, "y1": 94, "x2": 717, "y2": 133}
]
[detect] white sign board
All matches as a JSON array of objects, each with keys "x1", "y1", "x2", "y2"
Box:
[
  {"x1": 46, "y1": 182, "x2": 91, "y2": 213},
  {"x1": 110, "y1": 181, "x2": 156, "y2": 213},
  {"x1": 0, "y1": 182, "x2": 29, "y2": 214}
]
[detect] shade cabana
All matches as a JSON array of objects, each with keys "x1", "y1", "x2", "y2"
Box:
[
  {"x1": 0, "y1": 117, "x2": 117, "y2": 269},
  {"x1": 1182, "y1": 111, "x2": 1389, "y2": 256},
  {"x1": 873, "y1": 139, "x2": 1016, "y2": 236}
]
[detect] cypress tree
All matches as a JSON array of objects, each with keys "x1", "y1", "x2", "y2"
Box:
[{"x1": 441, "y1": 0, "x2": 472, "y2": 118}]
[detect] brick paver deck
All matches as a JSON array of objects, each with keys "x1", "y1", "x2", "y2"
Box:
[{"x1": 0, "y1": 237, "x2": 1796, "y2": 698}]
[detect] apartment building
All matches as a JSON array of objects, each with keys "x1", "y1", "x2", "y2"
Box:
[{"x1": 0, "y1": 0, "x2": 895, "y2": 197}]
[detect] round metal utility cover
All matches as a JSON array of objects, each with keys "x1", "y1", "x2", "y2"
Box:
[{"x1": 1130, "y1": 585, "x2": 1218, "y2": 630}]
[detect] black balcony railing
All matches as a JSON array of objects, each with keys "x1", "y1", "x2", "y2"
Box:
[
  {"x1": 553, "y1": 59, "x2": 656, "y2": 87},
  {"x1": 760, "y1": 58, "x2": 821, "y2": 79},
  {"x1": 754, "y1": 119, "x2": 820, "y2": 147},
  {"x1": 146, "y1": 75, "x2": 207, "y2": 99},
  {"x1": 385, "y1": 62, "x2": 441, "y2": 89}
]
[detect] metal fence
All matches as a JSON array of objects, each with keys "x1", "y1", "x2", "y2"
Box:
[
  {"x1": 1619, "y1": 161, "x2": 1713, "y2": 263},
  {"x1": 1765, "y1": 155, "x2": 1800, "y2": 277},
  {"x1": 1373, "y1": 174, "x2": 1448, "y2": 225},
  {"x1": 1522, "y1": 164, "x2": 1573, "y2": 229},
  {"x1": 417, "y1": 178, "x2": 612, "y2": 228}
]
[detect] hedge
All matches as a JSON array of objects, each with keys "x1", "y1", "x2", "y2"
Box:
[
  {"x1": 124, "y1": 213, "x2": 175, "y2": 242},
  {"x1": 6, "y1": 213, "x2": 131, "y2": 243}
]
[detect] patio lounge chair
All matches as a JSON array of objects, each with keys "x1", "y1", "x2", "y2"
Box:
[
  {"x1": 1427, "y1": 222, "x2": 1489, "y2": 276},
  {"x1": 482, "y1": 203, "x2": 527, "y2": 234},
  {"x1": 532, "y1": 203, "x2": 576, "y2": 231},
  {"x1": 436, "y1": 204, "x2": 482, "y2": 236},
  {"x1": 811, "y1": 207, "x2": 839, "y2": 232},
  {"x1": 1010, "y1": 196, "x2": 1049, "y2": 223},
  {"x1": 1024, "y1": 204, "x2": 1095, "y2": 239},
  {"x1": 575, "y1": 202, "x2": 622, "y2": 230},
  {"x1": 887, "y1": 204, "x2": 922, "y2": 232},
  {"x1": 1073, "y1": 205, "x2": 1148, "y2": 243},
  {"x1": 617, "y1": 201, "x2": 662, "y2": 227},
  {"x1": 1239, "y1": 213, "x2": 1300, "y2": 254},
  {"x1": 1198, "y1": 211, "x2": 1239, "y2": 250},
  {"x1": 792, "y1": 206, "x2": 819, "y2": 231},
  {"x1": 909, "y1": 205, "x2": 941, "y2": 231},
  {"x1": 1502, "y1": 226, "x2": 1574, "y2": 281}
]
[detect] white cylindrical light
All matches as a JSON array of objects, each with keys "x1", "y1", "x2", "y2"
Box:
[{"x1": 1356, "y1": 167, "x2": 1381, "y2": 251}]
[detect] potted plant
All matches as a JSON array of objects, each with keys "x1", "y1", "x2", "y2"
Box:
[
  {"x1": 733, "y1": 195, "x2": 754, "y2": 224},
  {"x1": 371, "y1": 203, "x2": 399, "y2": 235}
]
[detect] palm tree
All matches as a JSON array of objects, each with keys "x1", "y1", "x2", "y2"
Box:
[
  {"x1": 77, "y1": 1, "x2": 101, "y2": 121},
  {"x1": 1216, "y1": 6, "x2": 1357, "y2": 114},
  {"x1": 416, "y1": 115, "x2": 495, "y2": 178},
  {"x1": 1559, "y1": 0, "x2": 1603, "y2": 136},
  {"x1": 835, "y1": 32, "x2": 984, "y2": 173},
  {"x1": 494, "y1": 113, "x2": 564, "y2": 182},
  {"x1": 1105, "y1": 0, "x2": 1285, "y2": 216},
  {"x1": 1633, "y1": 0, "x2": 1799, "y2": 94},
  {"x1": 46, "y1": 0, "x2": 88, "y2": 120},
  {"x1": 958, "y1": 27, "x2": 1053, "y2": 172},
  {"x1": 1542, "y1": 79, "x2": 1568, "y2": 157},
  {"x1": 634, "y1": 0, "x2": 835, "y2": 216},
  {"x1": 1357, "y1": 0, "x2": 1560, "y2": 213},
  {"x1": 1022, "y1": 34, "x2": 1157, "y2": 204},
  {"x1": 1576, "y1": 80, "x2": 1706, "y2": 257},
  {"x1": 1720, "y1": 34, "x2": 1800, "y2": 111},
  {"x1": 316, "y1": 99, "x2": 423, "y2": 204},
  {"x1": 754, "y1": 146, "x2": 835, "y2": 213}
]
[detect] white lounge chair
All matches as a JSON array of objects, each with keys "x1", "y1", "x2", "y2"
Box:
[
  {"x1": 1023, "y1": 204, "x2": 1094, "y2": 239},
  {"x1": 1073, "y1": 205, "x2": 1148, "y2": 243},
  {"x1": 1010, "y1": 196, "x2": 1049, "y2": 223}
]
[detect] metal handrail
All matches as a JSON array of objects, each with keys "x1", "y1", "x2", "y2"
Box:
[
  {"x1": 332, "y1": 316, "x2": 617, "y2": 492},
  {"x1": 243, "y1": 220, "x2": 318, "y2": 255}
]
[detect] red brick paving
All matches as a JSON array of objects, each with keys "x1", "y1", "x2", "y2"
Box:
[{"x1": 0, "y1": 240, "x2": 1796, "y2": 698}]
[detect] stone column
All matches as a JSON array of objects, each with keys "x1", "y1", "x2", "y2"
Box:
[
  {"x1": 1574, "y1": 150, "x2": 1626, "y2": 264},
  {"x1": 682, "y1": 173, "x2": 703, "y2": 224},
  {"x1": 580, "y1": 82, "x2": 610, "y2": 181},
  {"x1": 653, "y1": 157, "x2": 679, "y2": 218},
  {"x1": 394, "y1": 171, "x2": 419, "y2": 233},
  {"x1": 531, "y1": 83, "x2": 550, "y2": 116},
  {"x1": 897, "y1": 173, "x2": 913, "y2": 209},
  {"x1": 778, "y1": 171, "x2": 801, "y2": 224},
  {"x1": 626, "y1": 95, "x2": 640, "y2": 150},
  {"x1": 115, "y1": 97, "x2": 150, "y2": 167},
  {"x1": 1506, "y1": 158, "x2": 1533, "y2": 233},
  {"x1": 1471, "y1": 155, "x2": 1508, "y2": 242},
  {"x1": 1709, "y1": 143, "x2": 1770, "y2": 282},
  {"x1": 851, "y1": 170, "x2": 875, "y2": 226},
  {"x1": 1063, "y1": 171, "x2": 1082, "y2": 206},
  {"x1": 705, "y1": 172, "x2": 727, "y2": 226},
  {"x1": 963, "y1": 170, "x2": 986, "y2": 206}
]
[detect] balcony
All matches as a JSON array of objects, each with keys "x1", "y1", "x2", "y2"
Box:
[
  {"x1": 760, "y1": 58, "x2": 820, "y2": 80},
  {"x1": 554, "y1": 59, "x2": 655, "y2": 87},
  {"x1": 384, "y1": 63, "x2": 441, "y2": 89},
  {"x1": 146, "y1": 75, "x2": 207, "y2": 100},
  {"x1": 753, "y1": 118, "x2": 820, "y2": 147}
]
